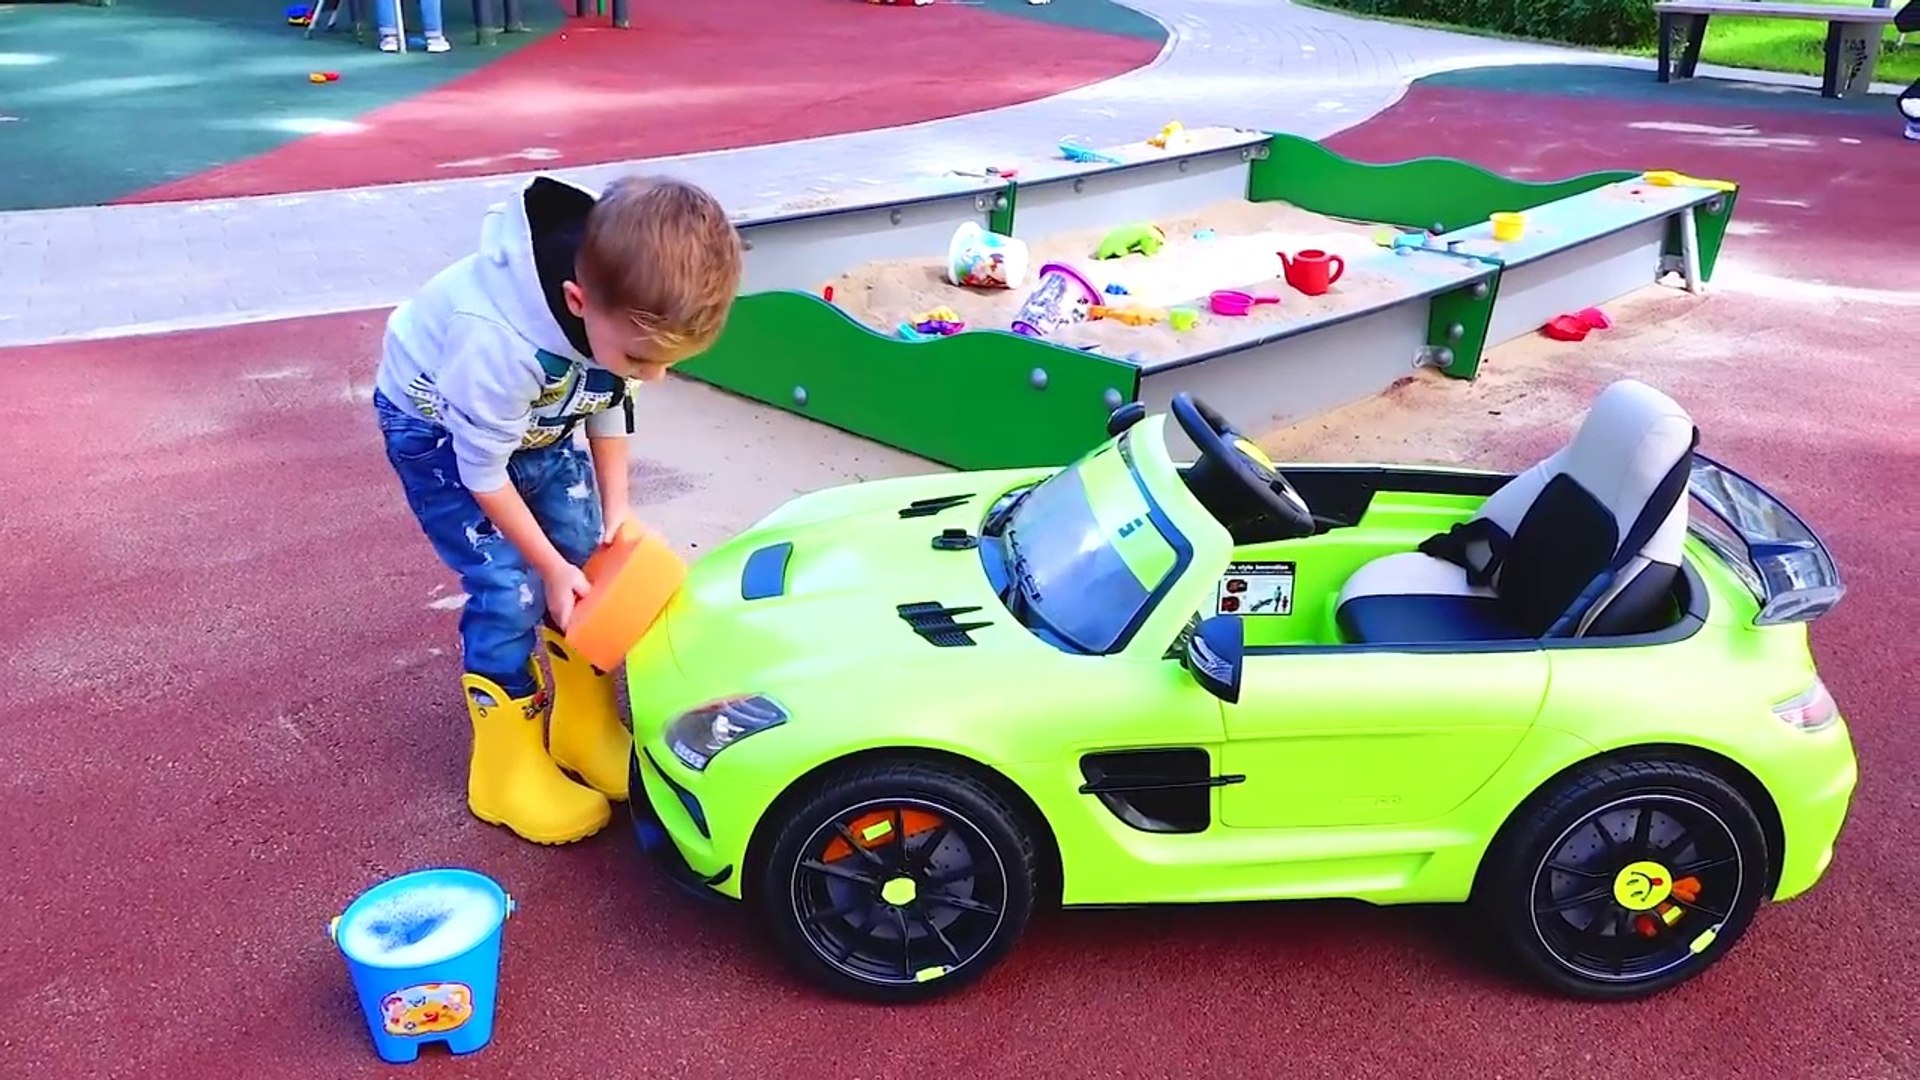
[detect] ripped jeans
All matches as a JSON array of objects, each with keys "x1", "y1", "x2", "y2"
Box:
[{"x1": 374, "y1": 390, "x2": 602, "y2": 697}]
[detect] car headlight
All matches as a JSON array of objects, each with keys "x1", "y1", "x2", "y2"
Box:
[{"x1": 665, "y1": 694, "x2": 788, "y2": 770}]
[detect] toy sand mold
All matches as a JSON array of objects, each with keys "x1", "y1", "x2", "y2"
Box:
[{"x1": 674, "y1": 126, "x2": 1740, "y2": 469}]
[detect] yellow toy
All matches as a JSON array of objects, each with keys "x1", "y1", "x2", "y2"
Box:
[
  {"x1": 1089, "y1": 304, "x2": 1165, "y2": 325},
  {"x1": 1642, "y1": 169, "x2": 1737, "y2": 192},
  {"x1": 1147, "y1": 121, "x2": 1186, "y2": 149}
]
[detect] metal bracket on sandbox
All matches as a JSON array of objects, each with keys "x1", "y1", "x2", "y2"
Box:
[{"x1": 674, "y1": 130, "x2": 1739, "y2": 469}]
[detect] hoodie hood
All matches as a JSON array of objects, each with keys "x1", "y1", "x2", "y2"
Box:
[{"x1": 474, "y1": 175, "x2": 601, "y2": 367}]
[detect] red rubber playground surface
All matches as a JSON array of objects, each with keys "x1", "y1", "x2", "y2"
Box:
[
  {"x1": 122, "y1": 0, "x2": 1164, "y2": 204},
  {"x1": 2, "y1": 67, "x2": 1916, "y2": 1080}
]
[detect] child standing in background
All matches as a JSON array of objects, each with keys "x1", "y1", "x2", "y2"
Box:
[{"x1": 376, "y1": 0, "x2": 449, "y2": 52}]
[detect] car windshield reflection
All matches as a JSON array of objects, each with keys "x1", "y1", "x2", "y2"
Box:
[{"x1": 998, "y1": 434, "x2": 1186, "y2": 654}]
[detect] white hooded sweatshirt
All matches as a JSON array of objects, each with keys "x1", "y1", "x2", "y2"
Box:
[{"x1": 374, "y1": 175, "x2": 637, "y2": 493}]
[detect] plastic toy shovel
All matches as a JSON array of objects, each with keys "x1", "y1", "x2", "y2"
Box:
[
  {"x1": 564, "y1": 519, "x2": 688, "y2": 671},
  {"x1": 1209, "y1": 290, "x2": 1279, "y2": 316}
]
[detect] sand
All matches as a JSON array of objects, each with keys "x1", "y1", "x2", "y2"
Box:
[
  {"x1": 1252, "y1": 287, "x2": 1703, "y2": 467},
  {"x1": 825, "y1": 199, "x2": 1414, "y2": 365}
]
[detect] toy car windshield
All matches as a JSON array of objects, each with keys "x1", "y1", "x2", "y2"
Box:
[{"x1": 1686, "y1": 452, "x2": 1843, "y2": 625}]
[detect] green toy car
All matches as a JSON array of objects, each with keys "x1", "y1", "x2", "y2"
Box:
[{"x1": 622, "y1": 379, "x2": 1856, "y2": 1003}]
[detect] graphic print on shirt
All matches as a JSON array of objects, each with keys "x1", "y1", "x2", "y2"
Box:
[
  {"x1": 401, "y1": 349, "x2": 633, "y2": 448},
  {"x1": 521, "y1": 349, "x2": 631, "y2": 448}
]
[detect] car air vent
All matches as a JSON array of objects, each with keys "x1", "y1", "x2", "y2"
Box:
[
  {"x1": 898, "y1": 493, "x2": 974, "y2": 518},
  {"x1": 896, "y1": 602, "x2": 991, "y2": 647},
  {"x1": 1079, "y1": 748, "x2": 1241, "y2": 834}
]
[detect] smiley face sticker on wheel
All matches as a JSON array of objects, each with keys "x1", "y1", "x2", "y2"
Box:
[{"x1": 1612, "y1": 860, "x2": 1675, "y2": 912}]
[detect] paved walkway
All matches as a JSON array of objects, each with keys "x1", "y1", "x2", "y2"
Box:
[{"x1": 0, "y1": 0, "x2": 1893, "y2": 347}]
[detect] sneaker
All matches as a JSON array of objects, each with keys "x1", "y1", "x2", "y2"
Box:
[
  {"x1": 378, "y1": 32, "x2": 399, "y2": 51},
  {"x1": 425, "y1": 33, "x2": 450, "y2": 52},
  {"x1": 1907, "y1": 120, "x2": 1920, "y2": 142}
]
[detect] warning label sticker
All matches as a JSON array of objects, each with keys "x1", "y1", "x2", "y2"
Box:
[{"x1": 1213, "y1": 561, "x2": 1295, "y2": 616}]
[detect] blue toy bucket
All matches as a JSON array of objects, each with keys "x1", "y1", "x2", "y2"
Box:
[{"x1": 329, "y1": 868, "x2": 515, "y2": 1064}]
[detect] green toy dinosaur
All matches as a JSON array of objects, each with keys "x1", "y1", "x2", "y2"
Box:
[{"x1": 1095, "y1": 223, "x2": 1167, "y2": 259}]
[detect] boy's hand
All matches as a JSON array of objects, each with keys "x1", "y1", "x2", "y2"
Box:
[
  {"x1": 600, "y1": 506, "x2": 636, "y2": 544},
  {"x1": 540, "y1": 560, "x2": 595, "y2": 631}
]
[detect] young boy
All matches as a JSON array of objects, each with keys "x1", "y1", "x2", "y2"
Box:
[{"x1": 372, "y1": 173, "x2": 743, "y2": 845}]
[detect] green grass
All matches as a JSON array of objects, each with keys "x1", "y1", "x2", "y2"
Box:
[{"x1": 1299, "y1": 0, "x2": 1917, "y2": 84}]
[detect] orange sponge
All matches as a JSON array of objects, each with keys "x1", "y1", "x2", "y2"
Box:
[{"x1": 564, "y1": 519, "x2": 687, "y2": 671}]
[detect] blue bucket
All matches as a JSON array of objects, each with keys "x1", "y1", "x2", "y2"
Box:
[{"x1": 329, "y1": 868, "x2": 516, "y2": 1064}]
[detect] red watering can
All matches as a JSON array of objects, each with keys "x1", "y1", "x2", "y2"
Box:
[{"x1": 1279, "y1": 249, "x2": 1345, "y2": 296}]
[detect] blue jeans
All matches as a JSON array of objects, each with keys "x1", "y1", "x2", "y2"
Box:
[
  {"x1": 375, "y1": 0, "x2": 444, "y2": 35},
  {"x1": 375, "y1": 390, "x2": 602, "y2": 697}
]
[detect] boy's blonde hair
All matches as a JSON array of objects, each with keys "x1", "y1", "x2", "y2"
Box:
[{"x1": 576, "y1": 175, "x2": 743, "y2": 361}]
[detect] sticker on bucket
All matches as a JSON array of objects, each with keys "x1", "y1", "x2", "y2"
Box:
[
  {"x1": 946, "y1": 222, "x2": 1029, "y2": 290},
  {"x1": 381, "y1": 982, "x2": 474, "y2": 1036},
  {"x1": 1011, "y1": 262, "x2": 1100, "y2": 338}
]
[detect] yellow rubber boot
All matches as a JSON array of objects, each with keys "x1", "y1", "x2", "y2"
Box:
[
  {"x1": 541, "y1": 624, "x2": 631, "y2": 801},
  {"x1": 462, "y1": 669, "x2": 610, "y2": 844}
]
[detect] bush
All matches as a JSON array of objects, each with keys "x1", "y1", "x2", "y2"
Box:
[{"x1": 1320, "y1": 0, "x2": 1660, "y2": 48}]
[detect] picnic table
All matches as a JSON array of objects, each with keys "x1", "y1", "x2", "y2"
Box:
[{"x1": 1654, "y1": 0, "x2": 1898, "y2": 98}]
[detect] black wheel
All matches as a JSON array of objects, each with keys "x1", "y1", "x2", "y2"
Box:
[
  {"x1": 1474, "y1": 758, "x2": 1770, "y2": 1000},
  {"x1": 755, "y1": 759, "x2": 1038, "y2": 1002}
]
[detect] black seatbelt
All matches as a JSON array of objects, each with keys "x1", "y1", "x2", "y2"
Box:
[{"x1": 1418, "y1": 518, "x2": 1512, "y2": 587}]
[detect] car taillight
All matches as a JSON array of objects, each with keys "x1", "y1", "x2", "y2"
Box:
[{"x1": 1772, "y1": 679, "x2": 1838, "y2": 732}]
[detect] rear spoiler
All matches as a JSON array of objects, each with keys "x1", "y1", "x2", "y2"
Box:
[{"x1": 1687, "y1": 452, "x2": 1844, "y2": 625}]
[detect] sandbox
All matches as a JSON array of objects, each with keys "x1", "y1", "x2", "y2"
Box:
[
  {"x1": 673, "y1": 127, "x2": 1740, "y2": 469},
  {"x1": 828, "y1": 199, "x2": 1398, "y2": 366}
]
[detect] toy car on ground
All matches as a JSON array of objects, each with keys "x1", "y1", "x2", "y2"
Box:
[{"x1": 622, "y1": 379, "x2": 1855, "y2": 1003}]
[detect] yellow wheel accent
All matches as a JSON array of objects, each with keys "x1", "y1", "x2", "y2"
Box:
[
  {"x1": 1611, "y1": 860, "x2": 1675, "y2": 912},
  {"x1": 881, "y1": 877, "x2": 918, "y2": 906}
]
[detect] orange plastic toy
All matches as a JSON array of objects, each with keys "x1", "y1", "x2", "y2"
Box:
[{"x1": 563, "y1": 519, "x2": 688, "y2": 671}]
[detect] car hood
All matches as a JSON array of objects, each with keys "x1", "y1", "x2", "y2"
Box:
[{"x1": 655, "y1": 469, "x2": 1058, "y2": 689}]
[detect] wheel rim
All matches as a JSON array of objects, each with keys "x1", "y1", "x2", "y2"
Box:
[
  {"x1": 789, "y1": 797, "x2": 1009, "y2": 987},
  {"x1": 1528, "y1": 793, "x2": 1745, "y2": 984}
]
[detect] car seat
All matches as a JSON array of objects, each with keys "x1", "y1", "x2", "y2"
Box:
[{"x1": 1334, "y1": 379, "x2": 1699, "y2": 645}]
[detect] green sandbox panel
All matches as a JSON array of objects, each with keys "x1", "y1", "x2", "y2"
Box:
[
  {"x1": 676, "y1": 292, "x2": 1140, "y2": 470},
  {"x1": 1249, "y1": 134, "x2": 1638, "y2": 234}
]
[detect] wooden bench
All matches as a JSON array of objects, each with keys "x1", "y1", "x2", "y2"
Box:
[{"x1": 1654, "y1": 0, "x2": 1897, "y2": 98}]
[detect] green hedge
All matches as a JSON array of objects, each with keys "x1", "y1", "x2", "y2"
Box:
[{"x1": 1318, "y1": 0, "x2": 1659, "y2": 48}]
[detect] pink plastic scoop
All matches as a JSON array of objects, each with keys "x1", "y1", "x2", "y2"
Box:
[{"x1": 1209, "y1": 290, "x2": 1280, "y2": 316}]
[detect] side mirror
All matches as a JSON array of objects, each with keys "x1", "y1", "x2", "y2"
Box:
[
  {"x1": 1107, "y1": 402, "x2": 1146, "y2": 437},
  {"x1": 1183, "y1": 615, "x2": 1243, "y2": 704}
]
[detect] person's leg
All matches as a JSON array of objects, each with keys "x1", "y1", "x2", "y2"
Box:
[
  {"x1": 419, "y1": 0, "x2": 450, "y2": 49},
  {"x1": 514, "y1": 435, "x2": 631, "y2": 801},
  {"x1": 372, "y1": 0, "x2": 401, "y2": 49},
  {"x1": 373, "y1": 393, "x2": 610, "y2": 842}
]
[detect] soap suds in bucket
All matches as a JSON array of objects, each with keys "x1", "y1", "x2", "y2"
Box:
[{"x1": 340, "y1": 882, "x2": 502, "y2": 968}]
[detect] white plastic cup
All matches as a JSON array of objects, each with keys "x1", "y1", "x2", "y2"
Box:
[{"x1": 946, "y1": 221, "x2": 1030, "y2": 290}]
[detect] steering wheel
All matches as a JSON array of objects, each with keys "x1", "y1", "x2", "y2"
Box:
[{"x1": 1171, "y1": 393, "x2": 1316, "y2": 541}]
